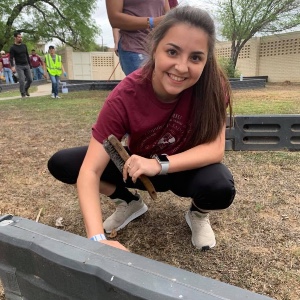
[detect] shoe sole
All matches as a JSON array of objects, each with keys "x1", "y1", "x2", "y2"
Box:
[
  {"x1": 105, "y1": 204, "x2": 148, "y2": 233},
  {"x1": 185, "y1": 212, "x2": 216, "y2": 250}
]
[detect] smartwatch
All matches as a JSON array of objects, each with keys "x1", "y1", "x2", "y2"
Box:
[{"x1": 152, "y1": 154, "x2": 169, "y2": 175}]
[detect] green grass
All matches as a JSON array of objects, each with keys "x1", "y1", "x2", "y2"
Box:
[
  {"x1": 232, "y1": 99, "x2": 298, "y2": 114},
  {"x1": 0, "y1": 85, "x2": 299, "y2": 118},
  {"x1": 232, "y1": 85, "x2": 300, "y2": 114},
  {"x1": 0, "y1": 86, "x2": 38, "y2": 98},
  {"x1": 0, "y1": 90, "x2": 109, "y2": 126}
]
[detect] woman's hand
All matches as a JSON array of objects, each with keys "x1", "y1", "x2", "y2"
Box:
[
  {"x1": 123, "y1": 155, "x2": 161, "y2": 183},
  {"x1": 100, "y1": 240, "x2": 129, "y2": 251}
]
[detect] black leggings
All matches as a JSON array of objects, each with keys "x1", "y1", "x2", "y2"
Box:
[{"x1": 48, "y1": 146, "x2": 236, "y2": 211}]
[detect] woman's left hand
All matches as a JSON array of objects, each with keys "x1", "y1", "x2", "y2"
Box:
[{"x1": 123, "y1": 155, "x2": 161, "y2": 183}]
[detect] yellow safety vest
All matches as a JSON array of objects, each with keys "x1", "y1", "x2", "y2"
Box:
[{"x1": 45, "y1": 54, "x2": 62, "y2": 76}]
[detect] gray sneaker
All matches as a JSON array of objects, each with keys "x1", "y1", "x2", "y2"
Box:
[
  {"x1": 185, "y1": 210, "x2": 216, "y2": 250},
  {"x1": 103, "y1": 195, "x2": 148, "y2": 233}
]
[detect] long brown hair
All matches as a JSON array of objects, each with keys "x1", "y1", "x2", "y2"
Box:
[{"x1": 142, "y1": 6, "x2": 232, "y2": 148}]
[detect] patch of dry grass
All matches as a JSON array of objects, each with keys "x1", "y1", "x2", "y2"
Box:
[
  {"x1": 232, "y1": 83, "x2": 300, "y2": 114},
  {"x1": 0, "y1": 85, "x2": 299, "y2": 300}
]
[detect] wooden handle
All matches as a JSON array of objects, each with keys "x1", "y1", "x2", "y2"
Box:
[
  {"x1": 138, "y1": 175, "x2": 157, "y2": 200},
  {"x1": 108, "y1": 135, "x2": 157, "y2": 200}
]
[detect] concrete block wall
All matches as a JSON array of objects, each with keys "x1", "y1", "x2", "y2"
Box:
[
  {"x1": 61, "y1": 47, "x2": 125, "y2": 81},
  {"x1": 216, "y1": 31, "x2": 300, "y2": 82},
  {"x1": 258, "y1": 32, "x2": 300, "y2": 82},
  {"x1": 60, "y1": 31, "x2": 300, "y2": 82}
]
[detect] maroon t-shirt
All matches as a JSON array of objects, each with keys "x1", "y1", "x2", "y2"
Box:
[
  {"x1": 0, "y1": 54, "x2": 11, "y2": 68},
  {"x1": 92, "y1": 69, "x2": 193, "y2": 157},
  {"x1": 119, "y1": 0, "x2": 166, "y2": 54},
  {"x1": 29, "y1": 54, "x2": 43, "y2": 68}
]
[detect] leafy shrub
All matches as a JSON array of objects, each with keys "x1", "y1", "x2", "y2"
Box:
[{"x1": 218, "y1": 57, "x2": 241, "y2": 78}]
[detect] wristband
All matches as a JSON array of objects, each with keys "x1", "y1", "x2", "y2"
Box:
[
  {"x1": 90, "y1": 234, "x2": 106, "y2": 241},
  {"x1": 149, "y1": 17, "x2": 154, "y2": 29},
  {"x1": 147, "y1": 17, "x2": 151, "y2": 29}
]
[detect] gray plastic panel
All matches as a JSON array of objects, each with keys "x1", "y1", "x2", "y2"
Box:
[
  {"x1": 0, "y1": 216, "x2": 274, "y2": 300},
  {"x1": 230, "y1": 115, "x2": 300, "y2": 150}
]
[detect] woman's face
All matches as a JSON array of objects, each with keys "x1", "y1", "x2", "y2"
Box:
[{"x1": 152, "y1": 23, "x2": 209, "y2": 103}]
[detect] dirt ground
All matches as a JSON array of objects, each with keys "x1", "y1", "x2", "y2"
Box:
[{"x1": 0, "y1": 85, "x2": 299, "y2": 300}]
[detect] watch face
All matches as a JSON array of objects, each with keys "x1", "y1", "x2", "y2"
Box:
[{"x1": 157, "y1": 155, "x2": 169, "y2": 162}]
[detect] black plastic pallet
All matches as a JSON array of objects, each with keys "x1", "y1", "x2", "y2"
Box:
[{"x1": 226, "y1": 115, "x2": 300, "y2": 151}]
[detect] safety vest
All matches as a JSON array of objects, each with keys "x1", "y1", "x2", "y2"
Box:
[{"x1": 45, "y1": 54, "x2": 62, "y2": 76}]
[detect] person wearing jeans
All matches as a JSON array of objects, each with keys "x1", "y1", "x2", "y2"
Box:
[
  {"x1": 0, "y1": 51, "x2": 14, "y2": 84},
  {"x1": 44, "y1": 45, "x2": 67, "y2": 99},
  {"x1": 30, "y1": 49, "x2": 45, "y2": 80},
  {"x1": 49, "y1": 74, "x2": 60, "y2": 98},
  {"x1": 9, "y1": 32, "x2": 33, "y2": 98},
  {"x1": 16, "y1": 65, "x2": 32, "y2": 95},
  {"x1": 117, "y1": 41, "x2": 146, "y2": 75},
  {"x1": 108, "y1": 0, "x2": 170, "y2": 75},
  {"x1": 3, "y1": 67, "x2": 14, "y2": 84}
]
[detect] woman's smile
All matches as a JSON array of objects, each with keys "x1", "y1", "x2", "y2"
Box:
[{"x1": 168, "y1": 72, "x2": 187, "y2": 82}]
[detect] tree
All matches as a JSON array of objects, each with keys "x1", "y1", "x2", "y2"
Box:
[
  {"x1": 0, "y1": 0, "x2": 100, "y2": 51},
  {"x1": 217, "y1": 0, "x2": 300, "y2": 68}
]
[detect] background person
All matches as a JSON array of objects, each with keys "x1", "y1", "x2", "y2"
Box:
[
  {"x1": 9, "y1": 32, "x2": 32, "y2": 97},
  {"x1": 44, "y1": 45, "x2": 67, "y2": 99},
  {"x1": 107, "y1": 0, "x2": 170, "y2": 75},
  {"x1": 30, "y1": 49, "x2": 45, "y2": 80},
  {"x1": 0, "y1": 50, "x2": 14, "y2": 84},
  {"x1": 9, "y1": 32, "x2": 33, "y2": 98},
  {"x1": 48, "y1": 6, "x2": 236, "y2": 252}
]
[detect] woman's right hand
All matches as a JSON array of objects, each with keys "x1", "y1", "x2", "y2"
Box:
[
  {"x1": 123, "y1": 155, "x2": 162, "y2": 183},
  {"x1": 114, "y1": 46, "x2": 119, "y2": 57}
]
